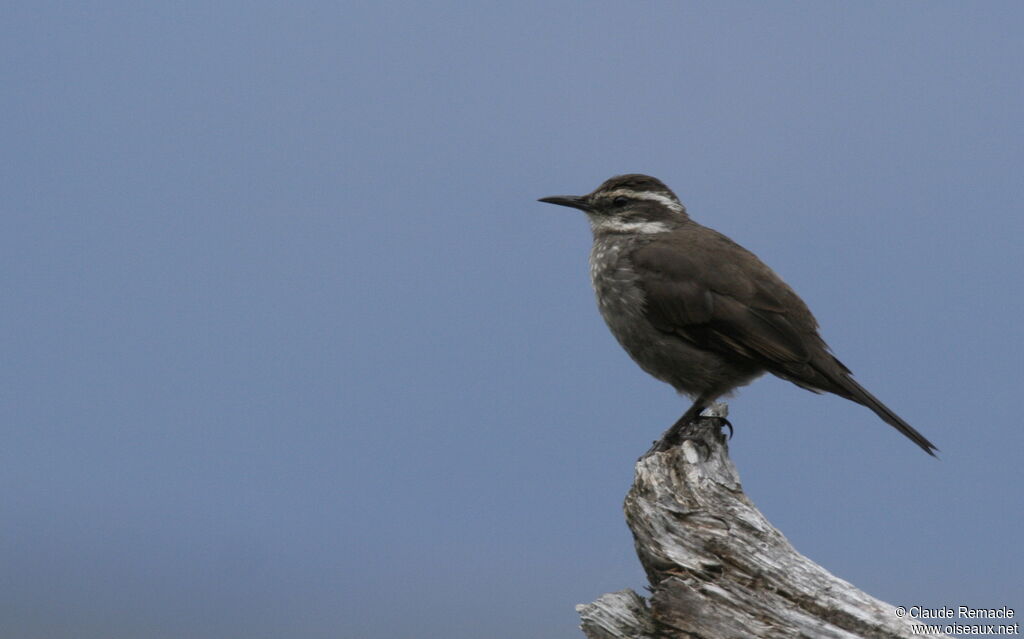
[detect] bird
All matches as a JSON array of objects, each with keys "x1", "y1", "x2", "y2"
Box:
[{"x1": 538, "y1": 174, "x2": 937, "y2": 456}]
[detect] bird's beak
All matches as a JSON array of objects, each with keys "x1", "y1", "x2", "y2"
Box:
[{"x1": 538, "y1": 195, "x2": 591, "y2": 212}]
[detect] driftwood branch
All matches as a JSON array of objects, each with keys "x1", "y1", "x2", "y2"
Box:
[{"x1": 577, "y1": 404, "x2": 945, "y2": 639}]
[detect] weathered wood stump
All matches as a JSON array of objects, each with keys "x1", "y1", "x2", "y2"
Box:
[{"x1": 577, "y1": 404, "x2": 945, "y2": 639}]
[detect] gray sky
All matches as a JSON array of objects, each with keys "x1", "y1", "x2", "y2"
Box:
[{"x1": 3, "y1": 2, "x2": 1022, "y2": 638}]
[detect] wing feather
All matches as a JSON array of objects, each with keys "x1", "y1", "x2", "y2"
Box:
[{"x1": 632, "y1": 234, "x2": 816, "y2": 371}]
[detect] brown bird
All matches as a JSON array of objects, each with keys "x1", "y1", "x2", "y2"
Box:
[{"x1": 539, "y1": 174, "x2": 937, "y2": 455}]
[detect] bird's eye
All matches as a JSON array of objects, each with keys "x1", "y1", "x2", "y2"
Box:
[{"x1": 612, "y1": 196, "x2": 630, "y2": 207}]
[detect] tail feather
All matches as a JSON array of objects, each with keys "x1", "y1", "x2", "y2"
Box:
[
  {"x1": 835, "y1": 374, "x2": 938, "y2": 457},
  {"x1": 770, "y1": 352, "x2": 938, "y2": 456}
]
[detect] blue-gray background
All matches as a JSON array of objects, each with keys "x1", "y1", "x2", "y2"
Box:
[{"x1": 3, "y1": 2, "x2": 1022, "y2": 638}]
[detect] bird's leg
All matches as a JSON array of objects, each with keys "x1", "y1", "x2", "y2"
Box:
[{"x1": 647, "y1": 396, "x2": 731, "y2": 455}]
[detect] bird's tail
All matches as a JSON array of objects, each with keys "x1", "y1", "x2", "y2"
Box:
[{"x1": 833, "y1": 373, "x2": 938, "y2": 457}]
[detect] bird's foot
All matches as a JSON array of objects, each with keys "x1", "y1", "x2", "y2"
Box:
[
  {"x1": 645, "y1": 418, "x2": 730, "y2": 457},
  {"x1": 719, "y1": 416, "x2": 734, "y2": 439},
  {"x1": 647, "y1": 430, "x2": 707, "y2": 456},
  {"x1": 643, "y1": 402, "x2": 732, "y2": 458}
]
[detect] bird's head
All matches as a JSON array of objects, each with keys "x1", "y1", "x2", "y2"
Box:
[{"x1": 538, "y1": 174, "x2": 689, "y2": 235}]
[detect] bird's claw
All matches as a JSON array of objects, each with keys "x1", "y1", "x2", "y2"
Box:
[
  {"x1": 643, "y1": 414, "x2": 732, "y2": 459},
  {"x1": 719, "y1": 417, "x2": 734, "y2": 440}
]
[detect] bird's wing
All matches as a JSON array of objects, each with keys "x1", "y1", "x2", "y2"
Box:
[
  {"x1": 632, "y1": 230, "x2": 938, "y2": 456},
  {"x1": 631, "y1": 232, "x2": 836, "y2": 377}
]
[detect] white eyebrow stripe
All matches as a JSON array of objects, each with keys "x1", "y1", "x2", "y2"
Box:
[{"x1": 603, "y1": 189, "x2": 684, "y2": 214}]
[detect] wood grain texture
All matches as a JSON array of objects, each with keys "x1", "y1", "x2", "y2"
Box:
[{"x1": 577, "y1": 404, "x2": 946, "y2": 639}]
